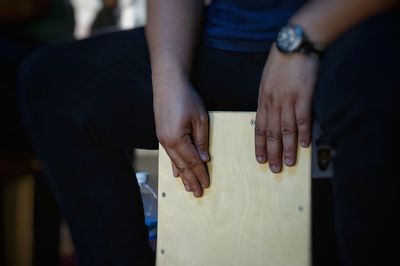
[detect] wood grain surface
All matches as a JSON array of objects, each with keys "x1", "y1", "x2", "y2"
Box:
[{"x1": 157, "y1": 112, "x2": 311, "y2": 266}]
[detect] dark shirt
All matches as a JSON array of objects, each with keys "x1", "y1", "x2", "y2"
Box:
[{"x1": 204, "y1": 0, "x2": 306, "y2": 52}]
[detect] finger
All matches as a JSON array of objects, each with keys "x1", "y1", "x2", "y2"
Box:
[
  {"x1": 266, "y1": 106, "x2": 282, "y2": 173},
  {"x1": 179, "y1": 170, "x2": 193, "y2": 192},
  {"x1": 255, "y1": 109, "x2": 268, "y2": 164},
  {"x1": 175, "y1": 134, "x2": 210, "y2": 190},
  {"x1": 177, "y1": 165, "x2": 200, "y2": 195},
  {"x1": 192, "y1": 113, "x2": 210, "y2": 162},
  {"x1": 173, "y1": 162, "x2": 192, "y2": 192},
  {"x1": 167, "y1": 147, "x2": 203, "y2": 197},
  {"x1": 171, "y1": 162, "x2": 179, "y2": 177},
  {"x1": 295, "y1": 99, "x2": 312, "y2": 148},
  {"x1": 281, "y1": 103, "x2": 297, "y2": 167},
  {"x1": 177, "y1": 164, "x2": 203, "y2": 197}
]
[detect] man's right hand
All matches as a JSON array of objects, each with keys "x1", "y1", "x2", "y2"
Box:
[
  {"x1": 154, "y1": 77, "x2": 210, "y2": 198},
  {"x1": 146, "y1": 0, "x2": 206, "y2": 196}
]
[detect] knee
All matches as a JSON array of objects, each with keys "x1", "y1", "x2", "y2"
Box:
[
  {"x1": 17, "y1": 48, "x2": 50, "y2": 131},
  {"x1": 19, "y1": 46, "x2": 54, "y2": 110},
  {"x1": 18, "y1": 45, "x2": 79, "y2": 130},
  {"x1": 19, "y1": 46, "x2": 64, "y2": 102}
]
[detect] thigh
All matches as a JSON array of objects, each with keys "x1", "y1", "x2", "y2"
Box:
[
  {"x1": 314, "y1": 10, "x2": 400, "y2": 266},
  {"x1": 20, "y1": 28, "x2": 158, "y2": 149}
]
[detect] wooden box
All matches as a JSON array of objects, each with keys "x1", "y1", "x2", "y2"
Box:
[{"x1": 157, "y1": 112, "x2": 311, "y2": 266}]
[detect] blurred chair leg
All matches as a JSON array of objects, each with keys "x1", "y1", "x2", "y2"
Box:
[{"x1": 3, "y1": 175, "x2": 34, "y2": 266}]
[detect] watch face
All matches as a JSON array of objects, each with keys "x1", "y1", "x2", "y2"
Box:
[{"x1": 276, "y1": 25, "x2": 303, "y2": 53}]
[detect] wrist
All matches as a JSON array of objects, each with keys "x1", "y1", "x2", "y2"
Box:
[
  {"x1": 271, "y1": 43, "x2": 320, "y2": 65},
  {"x1": 275, "y1": 24, "x2": 324, "y2": 58},
  {"x1": 152, "y1": 73, "x2": 193, "y2": 99},
  {"x1": 152, "y1": 67, "x2": 191, "y2": 90}
]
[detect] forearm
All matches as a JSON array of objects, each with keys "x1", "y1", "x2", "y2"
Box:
[
  {"x1": 145, "y1": 0, "x2": 204, "y2": 88},
  {"x1": 290, "y1": 0, "x2": 399, "y2": 47}
]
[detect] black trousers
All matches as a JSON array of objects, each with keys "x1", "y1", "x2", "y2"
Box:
[{"x1": 19, "y1": 10, "x2": 399, "y2": 266}]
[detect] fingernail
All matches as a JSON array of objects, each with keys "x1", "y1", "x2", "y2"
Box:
[
  {"x1": 194, "y1": 191, "x2": 201, "y2": 198},
  {"x1": 301, "y1": 140, "x2": 308, "y2": 147},
  {"x1": 284, "y1": 158, "x2": 293, "y2": 166},
  {"x1": 270, "y1": 164, "x2": 279, "y2": 172},
  {"x1": 201, "y1": 152, "x2": 210, "y2": 162},
  {"x1": 257, "y1": 155, "x2": 265, "y2": 163},
  {"x1": 184, "y1": 185, "x2": 191, "y2": 191}
]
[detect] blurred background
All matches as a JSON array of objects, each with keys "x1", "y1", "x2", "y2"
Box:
[{"x1": 0, "y1": 1, "x2": 159, "y2": 266}]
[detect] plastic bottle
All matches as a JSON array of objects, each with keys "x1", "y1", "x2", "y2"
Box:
[{"x1": 136, "y1": 171, "x2": 158, "y2": 251}]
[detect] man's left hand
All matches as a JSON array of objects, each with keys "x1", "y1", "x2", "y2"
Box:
[{"x1": 255, "y1": 44, "x2": 319, "y2": 173}]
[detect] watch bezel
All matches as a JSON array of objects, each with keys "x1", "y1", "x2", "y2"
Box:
[{"x1": 276, "y1": 24, "x2": 304, "y2": 54}]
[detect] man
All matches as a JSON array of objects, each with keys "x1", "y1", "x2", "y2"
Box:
[{"x1": 20, "y1": 0, "x2": 399, "y2": 265}]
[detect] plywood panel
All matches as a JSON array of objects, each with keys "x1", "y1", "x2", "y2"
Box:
[{"x1": 157, "y1": 112, "x2": 311, "y2": 266}]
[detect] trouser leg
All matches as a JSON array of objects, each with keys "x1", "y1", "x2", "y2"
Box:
[
  {"x1": 314, "y1": 10, "x2": 400, "y2": 266},
  {"x1": 19, "y1": 29, "x2": 156, "y2": 266}
]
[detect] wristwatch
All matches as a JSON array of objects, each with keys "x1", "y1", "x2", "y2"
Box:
[{"x1": 276, "y1": 24, "x2": 324, "y2": 57}]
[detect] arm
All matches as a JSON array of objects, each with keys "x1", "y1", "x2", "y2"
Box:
[
  {"x1": 255, "y1": 0, "x2": 399, "y2": 173},
  {"x1": 291, "y1": 0, "x2": 399, "y2": 46},
  {"x1": 146, "y1": 0, "x2": 210, "y2": 197}
]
